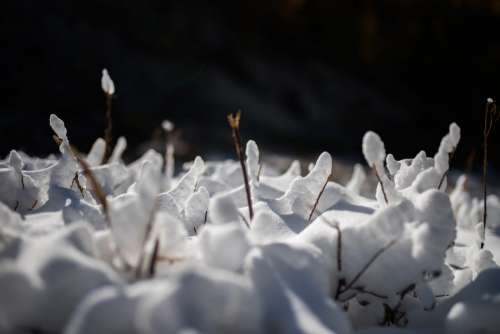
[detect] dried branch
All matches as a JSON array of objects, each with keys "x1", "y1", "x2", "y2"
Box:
[
  {"x1": 308, "y1": 174, "x2": 331, "y2": 222},
  {"x1": 147, "y1": 238, "x2": 160, "y2": 278},
  {"x1": 71, "y1": 172, "x2": 85, "y2": 198},
  {"x1": 29, "y1": 200, "x2": 38, "y2": 211},
  {"x1": 437, "y1": 149, "x2": 456, "y2": 191},
  {"x1": 334, "y1": 223, "x2": 342, "y2": 272},
  {"x1": 135, "y1": 199, "x2": 160, "y2": 279},
  {"x1": 373, "y1": 167, "x2": 388, "y2": 204},
  {"x1": 481, "y1": 99, "x2": 498, "y2": 249},
  {"x1": 338, "y1": 238, "x2": 398, "y2": 296},
  {"x1": 227, "y1": 111, "x2": 254, "y2": 220},
  {"x1": 102, "y1": 93, "x2": 113, "y2": 164},
  {"x1": 75, "y1": 155, "x2": 110, "y2": 225},
  {"x1": 238, "y1": 211, "x2": 250, "y2": 229},
  {"x1": 257, "y1": 163, "x2": 263, "y2": 182}
]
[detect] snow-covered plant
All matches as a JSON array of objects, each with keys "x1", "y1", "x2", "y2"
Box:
[
  {"x1": 362, "y1": 131, "x2": 390, "y2": 204},
  {"x1": 101, "y1": 69, "x2": 116, "y2": 164},
  {"x1": 0, "y1": 72, "x2": 498, "y2": 333},
  {"x1": 434, "y1": 122, "x2": 460, "y2": 190}
]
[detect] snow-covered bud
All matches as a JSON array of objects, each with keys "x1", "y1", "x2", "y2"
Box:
[
  {"x1": 162, "y1": 120, "x2": 174, "y2": 132},
  {"x1": 449, "y1": 122, "x2": 461, "y2": 148},
  {"x1": 362, "y1": 131, "x2": 386, "y2": 167},
  {"x1": 101, "y1": 69, "x2": 115, "y2": 95}
]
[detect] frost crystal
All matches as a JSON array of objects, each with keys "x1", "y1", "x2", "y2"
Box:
[{"x1": 101, "y1": 69, "x2": 115, "y2": 95}]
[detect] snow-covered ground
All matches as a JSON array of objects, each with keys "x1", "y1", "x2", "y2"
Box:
[{"x1": 1, "y1": 75, "x2": 500, "y2": 334}]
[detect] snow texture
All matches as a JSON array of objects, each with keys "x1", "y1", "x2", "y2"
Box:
[{"x1": 0, "y1": 95, "x2": 498, "y2": 333}]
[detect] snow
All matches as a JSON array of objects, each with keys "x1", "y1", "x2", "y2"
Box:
[
  {"x1": 161, "y1": 119, "x2": 174, "y2": 132},
  {"x1": 101, "y1": 69, "x2": 115, "y2": 95},
  {"x1": 362, "y1": 131, "x2": 385, "y2": 167},
  {"x1": 1, "y1": 101, "x2": 500, "y2": 332}
]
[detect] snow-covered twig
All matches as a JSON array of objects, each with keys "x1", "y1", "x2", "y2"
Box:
[
  {"x1": 308, "y1": 175, "x2": 330, "y2": 222},
  {"x1": 227, "y1": 111, "x2": 254, "y2": 220},
  {"x1": 101, "y1": 69, "x2": 115, "y2": 164},
  {"x1": 481, "y1": 98, "x2": 499, "y2": 249},
  {"x1": 147, "y1": 238, "x2": 161, "y2": 278},
  {"x1": 338, "y1": 238, "x2": 398, "y2": 298},
  {"x1": 362, "y1": 131, "x2": 388, "y2": 204}
]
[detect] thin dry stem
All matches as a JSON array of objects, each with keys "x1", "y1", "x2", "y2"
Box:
[
  {"x1": 481, "y1": 99, "x2": 498, "y2": 249},
  {"x1": 52, "y1": 130, "x2": 132, "y2": 270},
  {"x1": 102, "y1": 93, "x2": 113, "y2": 164},
  {"x1": 338, "y1": 238, "x2": 398, "y2": 296},
  {"x1": 257, "y1": 163, "x2": 263, "y2": 182},
  {"x1": 135, "y1": 199, "x2": 160, "y2": 279},
  {"x1": 437, "y1": 149, "x2": 456, "y2": 191},
  {"x1": 227, "y1": 111, "x2": 254, "y2": 221},
  {"x1": 75, "y1": 155, "x2": 110, "y2": 225},
  {"x1": 373, "y1": 167, "x2": 388, "y2": 204},
  {"x1": 71, "y1": 172, "x2": 85, "y2": 198},
  {"x1": 147, "y1": 238, "x2": 161, "y2": 278},
  {"x1": 308, "y1": 175, "x2": 330, "y2": 222},
  {"x1": 29, "y1": 200, "x2": 38, "y2": 211},
  {"x1": 334, "y1": 223, "x2": 342, "y2": 272}
]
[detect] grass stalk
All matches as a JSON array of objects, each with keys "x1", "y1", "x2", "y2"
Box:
[
  {"x1": 227, "y1": 111, "x2": 254, "y2": 221},
  {"x1": 373, "y1": 167, "x2": 388, "y2": 204},
  {"x1": 102, "y1": 93, "x2": 113, "y2": 164},
  {"x1": 481, "y1": 99, "x2": 499, "y2": 249}
]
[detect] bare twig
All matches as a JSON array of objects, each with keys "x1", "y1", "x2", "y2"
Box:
[
  {"x1": 75, "y1": 155, "x2": 110, "y2": 225},
  {"x1": 394, "y1": 283, "x2": 416, "y2": 312},
  {"x1": 308, "y1": 175, "x2": 330, "y2": 222},
  {"x1": 52, "y1": 127, "x2": 132, "y2": 271},
  {"x1": 29, "y1": 200, "x2": 38, "y2": 211},
  {"x1": 71, "y1": 172, "x2": 85, "y2": 198},
  {"x1": 373, "y1": 168, "x2": 388, "y2": 204},
  {"x1": 338, "y1": 238, "x2": 398, "y2": 296},
  {"x1": 334, "y1": 223, "x2": 342, "y2": 272},
  {"x1": 481, "y1": 99, "x2": 498, "y2": 249},
  {"x1": 102, "y1": 93, "x2": 113, "y2": 164},
  {"x1": 227, "y1": 111, "x2": 254, "y2": 220},
  {"x1": 238, "y1": 211, "x2": 250, "y2": 228},
  {"x1": 147, "y1": 238, "x2": 160, "y2": 278},
  {"x1": 437, "y1": 149, "x2": 456, "y2": 190},
  {"x1": 257, "y1": 163, "x2": 263, "y2": 182},
  {"x1": 135, "y1": 200, "x2": 160, "y2": 279}
]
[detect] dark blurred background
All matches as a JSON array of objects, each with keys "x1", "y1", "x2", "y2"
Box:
[{"x1": 1, "y1": 0, "x2": 500, "y2": 171}]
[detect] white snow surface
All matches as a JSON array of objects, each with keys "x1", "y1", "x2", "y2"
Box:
[{"x1": 1, "y1": 114, "x2": 499, "y2": 334}]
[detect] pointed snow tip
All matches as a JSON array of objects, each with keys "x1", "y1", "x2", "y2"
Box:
[
  {"x1": 362, "y1": 131, "x2": 386, "y2": 167},
  {"x1": 101, "y1": 68, "x2": 115, "y2": 95},
  {"x1": 49, "y1": 114, "x2": 67, "y2": 139},
  {"x1": 162, "y1": 120, "x2": 174, "y2": 132}
]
